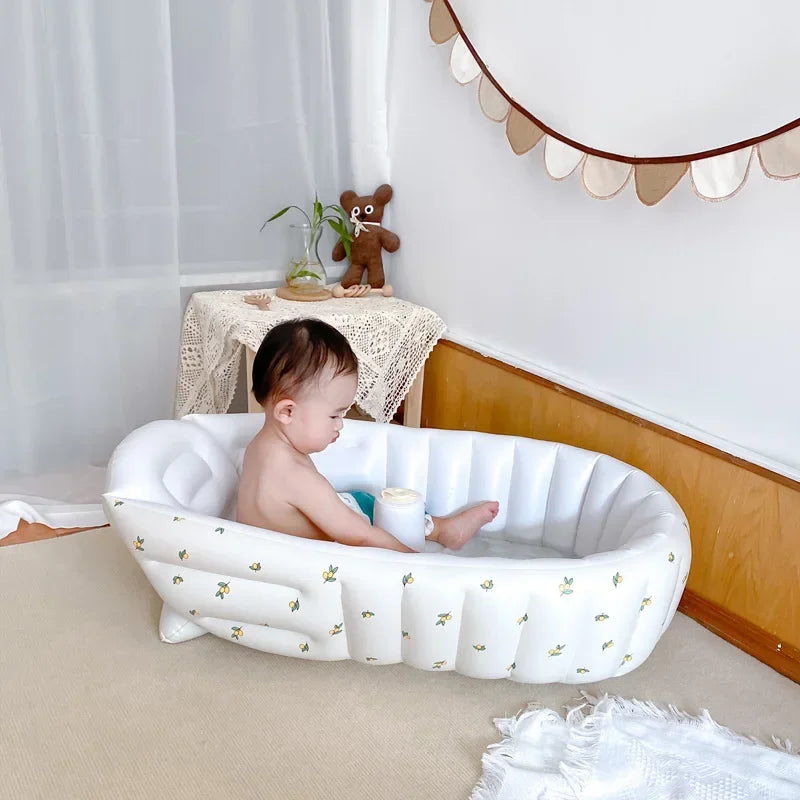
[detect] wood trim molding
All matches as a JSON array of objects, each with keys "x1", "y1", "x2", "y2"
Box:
[
  {"x1": 439, "y1": 340, "x2": 800, "y2": 492},
  {"x1": 679, "y1": 590, "x2": 800, "y2": 684}
]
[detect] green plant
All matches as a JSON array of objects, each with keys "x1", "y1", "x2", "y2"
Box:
[{"x1": 261, "y1": 196, "x2": 353, "y2": 266}]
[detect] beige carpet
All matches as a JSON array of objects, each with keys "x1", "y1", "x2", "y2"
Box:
[{"x1": 1, "y1": 531, "x2": 798, "y2": 800}]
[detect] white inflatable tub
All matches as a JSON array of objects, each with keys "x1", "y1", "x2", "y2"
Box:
[{"x1": 103, "y1": 414, "x2": 691, "y2": 684}]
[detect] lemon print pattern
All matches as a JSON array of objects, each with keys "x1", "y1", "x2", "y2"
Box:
[
  {"x1": 365, "y1": 657, "x2": 378, "y2": 662},
  {"x1": 435, "y1": 613, "x2": 452, "y2": 627},
  {"x1": 602, "y1": 640, "x2": 614, "y2": 651},
  {"x1": 329, "y1": 623, "x2": 343, "y2": 636},
  {"x1": 322, "y1": 565, "x2": 338, "y2": 583},
  {"x1": 231, "y1": 626, "x2": 243, "y2": 640},
  {"x1": 517, "y1": 614, "x2": 528, "y2": 625},
  {"x1": 402, "y1": 573, "x2": 414, "y2": 586},
  {"x1": 548, "y1": 644, "x2": 565, "y2": 657},
  {"x1": 215, "y1": 581, "x2": 230, "y2": 599},
  {"x1": 172, "y1": 576, "x2": 183, "y2": 585},
  {"x1": 432, "y1": 660, "x2": 446, "y2": 669},
  {"x1": 402, "y1": 631, "x2": 410, "y2": 640},
  {"x1": 215, "y1": 527, "x2": 224, "y2": 534},
  {"x1": 559, "y1": 577, "x2": 574, "y2": 596},
  {"x1": 480, "y1": 580, "x2": 494, "y2": 591},
  {"x1": 595, "y1": 613, "x2": 609, "y2": 622},
  {"x1": 178, "y1": 549, "x2": 188, "y2": 560},
  {"x1": 189, "y1": 609, "x2": 198, "y2": 616},
  {"x1": 621, "y1": 653, "x2": 633, "y2": 665},
  {"x1": 173, "y1": 516, "x2": 184, "y2": 522},
  {"x1": 113, "y1": 500, "x2": 124, "y2": 506},
  {"x1": 299, "y1": 642, "x2": 309, "y2": 653},
  {"x1": 289, "y1": 599, "x2": 300, "y2": 612},
  {"x1": 576, "y1": 668, "x2": 590, "y2": 674},
  {"x1": 613, "y1": 572, "x2": 623, "y2": 587},
  {"x1": 361, "y1": 611, "x2": 375, "y2": 619},
  {"x1": 668, "y1": 552, "x2": 675, "y2": 562},
  {"x1": 506, "y1": 663, "x2": 515, "y2": 671},
  {"x1": 249, "y1": 562, "x2": 261, "y2": 572},
  {"x1": 640, "y1": 596, "x2": 652, "y2": 611},
  {"x1": 133, "y1": 537, "x2": 144, "y2": 551},
  {"x1": 473, "y1": 644, "x2": 486, "y2": 652}
]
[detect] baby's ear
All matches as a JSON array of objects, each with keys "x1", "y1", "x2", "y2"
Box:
[
  {"x1": 339, "y1": 190, "x2": 357, "y2": 212},
  {"x1": 373, "y1": 184, "x2": 393, "y2": 205},
  {"x1": 273, "y1": 398, "x2": 295, "y2": 426}
]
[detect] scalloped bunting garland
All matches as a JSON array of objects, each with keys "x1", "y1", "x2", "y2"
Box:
[
  {"x1": 429, "y1": 0, "x2": 458, "y2": 44},
  {"x1": 449, "y1": 34, "x2": 481, "y2": 85},
  {"x1": 634, "y1": 164, "x2": 688, "y2": 207},
  {"x1": 506, "y1": 109, "x2": 544, "y2": 156},
  {"x1": 583, "y1": 157, "x2": 632, "y2": 200},
  {"x1": 758, "y1": 128, "x2": 800, "y2": 179},
  {"x1": 425, "y1": 0, "x2": 800, "y2": 205}
]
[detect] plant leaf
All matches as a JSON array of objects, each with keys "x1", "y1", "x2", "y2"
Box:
[
  {"x1": 313, "y1": 197, "x2": 323, "y2": 227},
  {"x1": 292, "y1": 270, "x2": 322, "y2": 280},
  {"x1": 260, "y1": 204, "x2": 311, "y2": 232},
  {"x1": 261, "y1": 207, "x2": 290, "y2": 231}
]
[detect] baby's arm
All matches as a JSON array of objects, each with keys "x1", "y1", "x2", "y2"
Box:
[{"x1": 292, "y1": 473, "x2": 414, "y2": 553}]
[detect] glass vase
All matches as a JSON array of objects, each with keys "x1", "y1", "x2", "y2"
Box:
[{"x1": 285, "y1": 223, "x2": 327, "y2": 293}]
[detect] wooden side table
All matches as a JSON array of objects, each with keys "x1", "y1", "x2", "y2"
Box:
[
  {"x1": 175, "y1": 289, "x2": 445, "y2": 425},
  {"x1": 244, "y1": 346, "x2": 425, "y2": 426}
]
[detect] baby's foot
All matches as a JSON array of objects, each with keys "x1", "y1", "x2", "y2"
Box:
[{"x1": 432, "y1": 502, "x2": 499, "y2": 550}]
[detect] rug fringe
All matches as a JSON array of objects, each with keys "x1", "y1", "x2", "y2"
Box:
[
  {"x1": 470, "y1": 745, "x2": 513, "y2": 800},
  {"x1": 471, "y1": 718, "x2": 524, "y2": 800},
  {"x1": 474, "y1": 694, "x2": 799, "y2": 799},
  {"x1": 579, "y1": 691, "x2": 798, "y2": 755}
]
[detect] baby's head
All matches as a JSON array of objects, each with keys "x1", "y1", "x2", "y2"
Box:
[{"x1": 252, "y1": 319, "x2": 358, "y2": 454}]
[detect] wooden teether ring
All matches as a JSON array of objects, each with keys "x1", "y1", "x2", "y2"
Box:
[{"x1": 332, "y1": 284, "x2": 394, "y2": 298}]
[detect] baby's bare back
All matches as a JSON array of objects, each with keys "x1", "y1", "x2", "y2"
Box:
[{"x1": 236, "y1": 432, "x2": 331, "y2": 540}]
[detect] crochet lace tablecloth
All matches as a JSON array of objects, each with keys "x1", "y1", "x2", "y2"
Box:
[{"x1": 175, "y1": 290, "x2": 447, "y2": 423}]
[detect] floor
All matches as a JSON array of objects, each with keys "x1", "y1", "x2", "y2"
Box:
[
  {"x1": 0, "y1": 519, "x2": 104, "y2": 547},
  {"x1": 1, "y1": 527, "x2": 798, "y2": 800}
]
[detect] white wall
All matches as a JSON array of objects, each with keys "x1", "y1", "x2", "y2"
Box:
[{"x1": 387, "y1": 2, "x2": 800, "y2": 479}]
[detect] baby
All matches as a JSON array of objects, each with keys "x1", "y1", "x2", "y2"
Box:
[{"x1": 236, "y1": 319, "x2": 499, "y2": 553}]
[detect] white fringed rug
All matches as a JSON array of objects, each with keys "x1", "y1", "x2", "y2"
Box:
[{"x1": 474, "y1": 694, "x2": 800, "y2": 800}]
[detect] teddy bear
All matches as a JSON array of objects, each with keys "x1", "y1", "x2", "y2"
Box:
[{"x1": 332, "y1": 183, "x2": 400, "y2": 289}]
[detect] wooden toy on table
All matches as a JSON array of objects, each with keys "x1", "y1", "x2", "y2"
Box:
[
  {"x1": 243, "y1": 294, "x2": 271, "y2": 310},
  {"x1": 331, "y1": 283, "x2": 394, "y2": 299}
]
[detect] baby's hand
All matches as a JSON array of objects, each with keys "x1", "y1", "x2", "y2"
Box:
[{"x1": 293, "y1": 473, "x2": 414, "y2": 553}]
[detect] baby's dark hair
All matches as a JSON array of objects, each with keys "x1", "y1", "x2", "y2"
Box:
[{"x1": 251, "y1": 319, "x2": 358, "y2": 406}]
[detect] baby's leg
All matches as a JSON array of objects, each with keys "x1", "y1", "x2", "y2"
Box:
[{"x1": 427, "y1": 502, "x2": 499, "y2": 550}]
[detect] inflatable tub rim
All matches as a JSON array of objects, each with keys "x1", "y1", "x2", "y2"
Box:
[{"x1": 101, "y1": 492, "x2": 677, "y2": 571}]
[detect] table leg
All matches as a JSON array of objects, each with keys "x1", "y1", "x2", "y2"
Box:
[
  {"x1": 245, "y1": 347, "x2": 261, "y2": 414},
  {"x1": 403, "y1": 368, "x2": 425, "y2": 428}
]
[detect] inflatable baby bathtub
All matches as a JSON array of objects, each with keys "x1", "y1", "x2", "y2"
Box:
[{"x1": 103, "y1": 414, "x2": 691, "y2": 684}]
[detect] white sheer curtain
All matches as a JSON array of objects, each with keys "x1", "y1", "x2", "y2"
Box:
[
  {"x1": 0, "y1": 0, "x2": 391, "y2": 536},
  {"x1": 170, "y1": 0, "x2": 390, "y2": 281}
]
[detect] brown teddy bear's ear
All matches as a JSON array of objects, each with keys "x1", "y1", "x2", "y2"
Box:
[
  {"x1": 340, "y1": 190, "x2": 357, "y2": 211},
  {"x1": 373, "y1": 184, "x2": 393, "y2": 205}
]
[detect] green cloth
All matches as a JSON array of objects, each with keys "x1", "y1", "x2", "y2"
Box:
[{"x1": 349, "y1": 491, "x2": 375, "y2": 524}]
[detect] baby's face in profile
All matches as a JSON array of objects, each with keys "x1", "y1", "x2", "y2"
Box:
[{"x1": 287, "y1": 367, "x2": 358, "y2": 454}]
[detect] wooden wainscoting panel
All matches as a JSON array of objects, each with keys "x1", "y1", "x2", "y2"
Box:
[{"x1": 421, "y1": 341, "x2": 800, "y2": 659}]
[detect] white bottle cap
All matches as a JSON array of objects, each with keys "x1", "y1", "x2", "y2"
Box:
[{"x1": 380, "y1": 488, "x2": 421, "y2": 505}]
